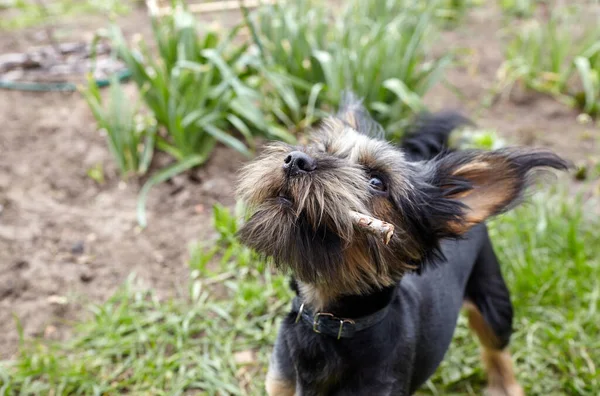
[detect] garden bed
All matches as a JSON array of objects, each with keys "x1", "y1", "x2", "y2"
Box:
[{"x1": 0, "y1": 0, "x2": 598, "y2": 387}]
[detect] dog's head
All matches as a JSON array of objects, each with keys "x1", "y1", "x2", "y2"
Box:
[{"x1": 237, "y1": 97, "x2": 568, "y2": 306}]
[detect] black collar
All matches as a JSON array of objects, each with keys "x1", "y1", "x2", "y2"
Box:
[{"x1": 291, "y1": 296, "x2": 390, "y2": 339}]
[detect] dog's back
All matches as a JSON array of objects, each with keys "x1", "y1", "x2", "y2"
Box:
[{"x1": 400, "y1": 111, "x2": 471, "y2": 161}]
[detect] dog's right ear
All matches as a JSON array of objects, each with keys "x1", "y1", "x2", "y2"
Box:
[{"x1": 423, "y1": 148, "x2": 569, "y2": 235}]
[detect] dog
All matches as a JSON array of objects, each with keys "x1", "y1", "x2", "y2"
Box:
[{"x1": 236, "y1": 93, "x2": 568, "y2": 395}]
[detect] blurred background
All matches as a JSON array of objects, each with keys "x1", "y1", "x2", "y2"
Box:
[{"x1": 0, "y1": 0, "x2": 598, "y2": 394}]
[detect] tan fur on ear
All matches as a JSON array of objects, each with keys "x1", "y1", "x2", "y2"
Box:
[
  {"x1": 432, "y1": 148, "x2": 567, "y2": 236},
  {"x1": 448, "y1": 156, "x2": 519, "y2": 233}
]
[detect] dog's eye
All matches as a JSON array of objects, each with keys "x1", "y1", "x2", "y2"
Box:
[{"x1": 369, "y1": 177, "x2": 386, "y2": 192}]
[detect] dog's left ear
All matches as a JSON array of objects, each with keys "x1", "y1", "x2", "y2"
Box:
[
  {"x1": 426, "y1": 148, "x2": 569, "y2": 234},
  {"x1": 336, "y1": 91, "x2": 385, "y2": 139}
]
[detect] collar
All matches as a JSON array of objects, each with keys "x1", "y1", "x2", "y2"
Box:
[{"x1": 291, "y1": 296, "x2": 390, "y2": 340}]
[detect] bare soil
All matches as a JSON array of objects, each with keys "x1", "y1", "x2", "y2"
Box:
[{"x1": 0, "y1": 3, "x2": 597, "y2": 359}]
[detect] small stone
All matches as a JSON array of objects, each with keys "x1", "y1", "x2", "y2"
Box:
[
  {"x1": 47, "y1": 295, "x2": 68, "y2": 305},
  {"x1": 14, "y1": 260, "x2": 29, "y2": 270},
  {"x1": 80, "y1": 270, "x2": 94, "y2": 283},
  {"x1": 76, "y1": 255, "x2": 93, "y2": 265},
  {"x1": 44, "y1": 325, "x2": 57, "y2": 338},
  {"x1": 71, "y1": 240, "x2": 85, "y2": 255},
  {"x1": 574, "y1": 165, "x2": 588, "y2": 181},
  {"x1": 577, "y1": 113, "x2": 593, "y2": 125},
  {"x1": 234, "y1": 350, "x2": 255, "y2": 365}
]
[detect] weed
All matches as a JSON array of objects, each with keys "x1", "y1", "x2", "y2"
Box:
[
  {"x1": 86, "y1": 163, "x2": 106, "y2": 184},
  {"x1": 449, "y1": 127, "x2": 506, "y2": 150},
  {"x1": 500, "y1": 15, "x2": 574, "y2": 98},
  {"x1": 499, "y1": 9, "x2": 600, "y2": 116},
  {"x1": 109, "y1": 3, "x2": 294, "y2": 226},
  {"x1": 81, "y1": 74, "x2": 156, "y2": 177},
  {"x1": 248, "y1": 0, "x2": 451, "y2": 137},
  {"x1": 1, "y1": 205, "x2": 291, "y2": 395},
  {"x1": 499, "y1": 0, "x2": 538, "y2": 18}
]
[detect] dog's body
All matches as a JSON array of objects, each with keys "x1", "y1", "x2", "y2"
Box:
[
  {"x1": 269, "y1": 225, "x2": 513, "y2": 395},
  {"x1": 237, "y1": 94, "x2": 568, "y2": 395}
]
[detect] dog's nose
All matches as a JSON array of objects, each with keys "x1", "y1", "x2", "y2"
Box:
[{"x1": 283, "y1": 151, "x2": 316, "y2": 175}]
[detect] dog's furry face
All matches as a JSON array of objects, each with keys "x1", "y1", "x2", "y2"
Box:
[{"x1": 237, "y1": 101, "x2": 568, "y2": 307}]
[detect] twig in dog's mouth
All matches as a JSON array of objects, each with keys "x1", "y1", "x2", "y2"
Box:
[{"x1": 349, "y1": 211, "x2": 395, "y2": 244}]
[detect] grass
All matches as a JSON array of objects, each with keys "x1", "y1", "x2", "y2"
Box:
[
  {"x1": 0, "y1": 0, "x2": 129, "y2": 30},
  {"x1": 498, "y1": 0, "x2": 539, "y2": 18},
  {"x1": 1, "y1": 188, "x2": 599, "y2": 395},
  {"x1": 498, "y1": 8, "x2": 600, "y2": 115}
]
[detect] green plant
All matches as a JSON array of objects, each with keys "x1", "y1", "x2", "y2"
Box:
[
  {"x1": 86, "y1": 163, "x2": 106, "y2": 184},
  {"x1": 498, "y1": 10, "x2": 600, "y2": 116},
  {"x1": 499, "y1": 16, "x2": 574, "y2": 97},
  {"x1": 449, "y1": 127, "x2": 506, "y2": 150},
  {"x1": 2, "y1": 190, "x2": 599, "y2": 394},
  {"x1": 345, "y1": 0, "x2": 478, "y2": 28},
  {"x1": 0, "y1": 0, "x2": 128, "y2": 30},
  {"x1": 499, "y1": 0, "x2": 538, "y2": 18},
  {"x1": 81, "y1": 74, "x2": 156, "y2": 177},
  {"x1": 248, "y1": 0, "x2": 451, "y2": 137},
  {"x1": 573, "y1": 44, "x2": 600, "y2": 115},
  {"x1": 109, "y1": 3, "x2": 294, "y2": 226}
]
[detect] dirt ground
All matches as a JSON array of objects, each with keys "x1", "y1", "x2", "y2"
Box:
[{"x1": 0, "y1": 4, "x2": 597, "y2": 359}]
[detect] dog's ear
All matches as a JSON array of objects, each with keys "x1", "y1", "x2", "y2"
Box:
[
  {"x1": 336, "y1": 91, "x2": 385, "y2": 139},
  {"x1": 425, "y1": 149, "x2": 569, "y2": 234}
]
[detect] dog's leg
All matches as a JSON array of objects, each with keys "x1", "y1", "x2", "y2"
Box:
[
  {"x1": 464, "y1": 302, "x2": 523, "y2": 396},
  {"x1": 464, "y1": 233, "x2": 524, "y2": 396},
  {"x1": 266, "y1": 369, "x2": 296, "y2": 396},
  {"x1": 266, "y1": 331, "x2": 296, "y2": 396}
]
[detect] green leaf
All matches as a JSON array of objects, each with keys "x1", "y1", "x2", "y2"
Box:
[
  {"x1": 227, "y1": 114, "x2": 255, "y2": 151},
  {"x1": 383, "y1": 78, "x2": 426, "y2": 113},
  {"x1": 574, "y1": 56, "x2": 597, "y2": 114},
  {"x1": 137, "y1": 155, "x2": 206, "y2": 227},
  {"x1": 204, "y1": 125, "x2": 251, "y2": 158}
]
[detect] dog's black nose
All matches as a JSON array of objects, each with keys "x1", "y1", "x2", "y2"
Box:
[{"x1": 283, "y1": 151, "x2": 316, "y2": 175}]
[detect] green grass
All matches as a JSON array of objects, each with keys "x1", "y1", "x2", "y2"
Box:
[
  {"x1": 0, "y1": 0, "x2": 129, "y2": 30},
  {"x1": 1, "y1": 188, "x2": 599, "y2": 395},
  {"x1": 498, "y1": 0, "x2": 540, "y2": 18},
  {"x1": 498, "y1": 9, "x2": 600, "y2": 115}
]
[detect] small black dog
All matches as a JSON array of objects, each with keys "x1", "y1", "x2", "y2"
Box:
[{"x1": 237, "y1": 94, "x2": 568, "y2": 395}]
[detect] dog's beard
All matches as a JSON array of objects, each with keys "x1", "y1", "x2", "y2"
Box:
[
  {"x1": 236, "y1": 143, "x2": 413, "y2": 299},
  {"x1": 237, "y1": 144, "x2": 369, "y2": 282}
]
